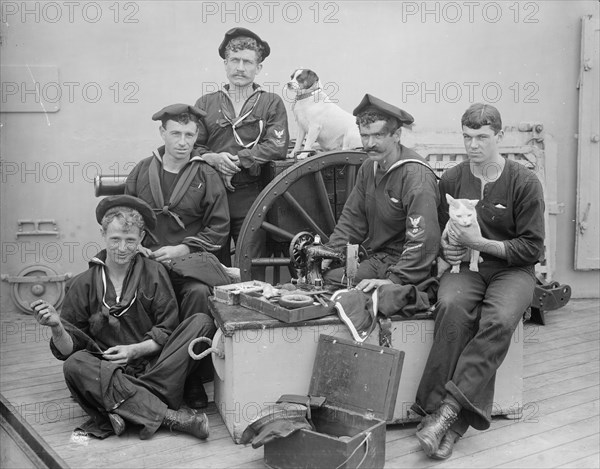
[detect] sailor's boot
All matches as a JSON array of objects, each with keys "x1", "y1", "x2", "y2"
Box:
[
  {"x1": 162, "y1": 408, "x2": 209, "y2": 440},
  {"x1": 415, "y1": 403, "x2": 459, "y2": 457}
]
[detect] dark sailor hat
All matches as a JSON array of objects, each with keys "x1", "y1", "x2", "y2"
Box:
[
  {"x1": 151, "y1": 103, "x2": 206, "y2": 121},
  {"x1": 96, "y1": 195, "x2": 157, "y2": 231},
  {"x1": 353, "y1": 94, "x2": 414, "y2": 126},
  {"x1": 218, "y1": 27, "x2": 271, "y2": 61}
]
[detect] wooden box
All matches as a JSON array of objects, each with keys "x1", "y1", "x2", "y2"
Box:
[
  {"x1": 214, "y1": 281, "x2": 270, "y2": 305},
  {"x1": 387, "y1": 317, "x2": 524, "y2": 422},
  {"x1": 208, "y1": 299, "x2": 523, "y2": 443},
  {"x1": 209, "y1": 299, "x2": 380, "y2": 443},
  {"x1": 239, "y1": 292, "x2": 333, "y2": 323},
  {"x1": 263, "y1": 335, "x2": 404, "y2": 469}
]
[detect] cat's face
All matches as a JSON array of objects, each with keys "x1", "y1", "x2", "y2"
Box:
[{"x1": 447, "y1": 194, "x2": 479, "y2": 227}]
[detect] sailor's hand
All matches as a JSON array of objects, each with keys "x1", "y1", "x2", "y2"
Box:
[
  {"x1": 354, "y1": 278, "x2": 393, "y2": 293},
  {"x1": 221, "y1": 173, "x2": 236, "y2": 192},
  {"x1": 202, "y1": 152, "x2": 241, "y2": 176},
  {"x1": 448, "y1": 220, "x2": 483, "y2": 248},
  {"x1": 30, "y1": 299, "x2": 61, "y2": 327},
  {"x1": 137, "y1": 245, "x2": 153, "y2": 257},
  {"x1": 150, "y1": 245, "x2": 190, "y2": 264},
  {"x1": 441, "y1": 234, "x2": 467, "y2": 264},
  {"x1": 103, "y1": 345, "x2": 136, "y2": 364},
  {"x1": 321, "y1": 259, "x2": 333, "y2": 272}
]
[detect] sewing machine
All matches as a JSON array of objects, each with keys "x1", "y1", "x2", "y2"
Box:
[{"x1": 289, "y1": 231, "x2": 361, "y2": 289}]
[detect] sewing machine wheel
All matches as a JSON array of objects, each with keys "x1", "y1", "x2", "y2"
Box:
[
  {"x1": 290, "y1": 231, "x2": 315, "y2": 275},
  {"x1": 235, "y1": 150, "x2": 367, "y2": 281}
]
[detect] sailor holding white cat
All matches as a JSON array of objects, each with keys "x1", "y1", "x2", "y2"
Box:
[{"x1": 414, "y1": 103, "x2": 545, "y2": 460}]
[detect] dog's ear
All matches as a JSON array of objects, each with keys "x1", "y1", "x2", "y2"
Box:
[{"x1": 304, "y1": 70, "x2": 319, "y2": 88}]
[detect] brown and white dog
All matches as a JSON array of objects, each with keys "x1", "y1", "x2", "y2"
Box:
[{"x1": 286, "y1": 69, "x2": 362, "y2": 158}]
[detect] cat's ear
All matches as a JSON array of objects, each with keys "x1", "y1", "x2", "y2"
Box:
[
  {"x1": 446, "y1": 193, "x2": 458, "y2": 206},
  {"x1": 468, "y1": 199, "x2": 479, "y2": 207}
]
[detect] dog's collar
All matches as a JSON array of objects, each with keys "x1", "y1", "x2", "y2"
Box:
[{"x1": 295, "y1": 88, "x2": 321, "y2": 101}]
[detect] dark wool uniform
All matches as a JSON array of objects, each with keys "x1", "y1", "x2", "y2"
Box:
[
  {"x1": 415, "y1": 158, "x2": 545, "y2": 433},
  {"x1": 325, "y1": 146, "x2": 441, "y2": 286},
  {"x1": 194, "y1": 84, "x2": 289, "y2": 269},
  {"x1": 125, "y1": 148, "x2": 230, "y2": 321},
  {"x1": 51, "y1": 252, "x2": 216, "y2": 439}
]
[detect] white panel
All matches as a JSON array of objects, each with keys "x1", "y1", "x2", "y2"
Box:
[
  {"x1": 1, "y1": 65, "x2": 60, "y2": 113},
  {"x1": 575, "y1": 15, "x2": 600, "y2": 270}
]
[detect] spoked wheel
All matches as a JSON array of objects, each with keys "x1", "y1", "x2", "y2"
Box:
[{"x1": 235, "y1": 150, "x2": 367, "y2": 281}]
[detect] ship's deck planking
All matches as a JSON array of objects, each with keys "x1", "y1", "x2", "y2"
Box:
[{"x1": 1, "y1": 299, "x2": 598, "y2": 469}]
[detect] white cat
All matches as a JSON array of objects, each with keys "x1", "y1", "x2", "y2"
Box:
[{"x1": 442, "y1": 194, "x2": 481, "y2": 273}]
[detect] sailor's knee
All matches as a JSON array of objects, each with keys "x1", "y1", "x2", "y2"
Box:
[
  {"x1": 182, "y1": 281, "x2": 211, "y2": 297},
  {"x1": 63, "y1": 350, "x2": 92, "y2": 379},
  {"x1": 183, "y1": 313, "x2": 217, "y2": 336},
  {"x1": 435, "y1": 293, "x2": 466, "y2": 321}
]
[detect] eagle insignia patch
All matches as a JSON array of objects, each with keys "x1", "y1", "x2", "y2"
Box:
[
  {"x1": 272, "y1": 126, "x2": 286, "y2": 147},
  {"x1": 407, "y1": 216, "x2": 424, "y2": 238}
]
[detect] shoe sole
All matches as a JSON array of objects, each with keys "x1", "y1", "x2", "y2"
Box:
[
  {"x1": 430, "y1": 451, "x2": 452, "y2": 460},
  {"x1": 199, "y1": 413, "x2": 210, "y2": 440},
  {"x1": 416, "y1": 429, "x2": 439, "y2": 457}
]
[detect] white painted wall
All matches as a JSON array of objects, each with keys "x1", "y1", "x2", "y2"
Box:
[{"x1": 1, "y1": 1, "x2": 598, "y2": 311}]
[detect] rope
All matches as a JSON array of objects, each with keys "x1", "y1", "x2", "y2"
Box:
[
  {"x1": 188, "y1": 336, "x2": 225, "y2": 360},
  {"x1": 335, "y1": 432, "x2": 371, "y2": 469}
]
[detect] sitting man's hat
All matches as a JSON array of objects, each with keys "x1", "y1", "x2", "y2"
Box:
[
  {"x1": 218, "y1": 27, "x2": 271, "y2": 61},
  {"x1": 96, "y1": 195, "x2": 157, "y2": 231},
  {"x1": 353, "y1": 94, "x2": 414, "y2": 126},
  {"x1": 151, "y1": 103, "x2": 206, "y2": 121}
]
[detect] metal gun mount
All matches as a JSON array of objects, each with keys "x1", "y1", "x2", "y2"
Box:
[{"x1": 289, "y1": 232, "x2": 360, "y2": 288}]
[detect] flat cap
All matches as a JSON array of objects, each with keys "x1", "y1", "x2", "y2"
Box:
[
  {"x1": 218, "y1": 27, "x2": 270, "y2": 61},
  {"x1": 353, "y1": 94, "x2": 414, "y2": 126},
  {"x1": 151, "y1": 103, "x2": 206, "y2": 121},
  {"x1": 96, "y1": 195, "x2": 157, "y2": 231}
]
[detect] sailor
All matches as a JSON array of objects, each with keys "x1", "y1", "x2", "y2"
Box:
[
  {"x1": 31, "y1": 195, "x2": 213, "y2": 440},
  {"x1": 414, "y1": 103, "x2": 545, "y2": 460},
  {"x1": 193, "y1": 28, "x2": 289, "y2": 276},
  {"x1": 323, "y1": 94, "x2": 441, "y2": 291},
  {"x1": 125, "y1": 103, "x2": 230, "y2": 408}
]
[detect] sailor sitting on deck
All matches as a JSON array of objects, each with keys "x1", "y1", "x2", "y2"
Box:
[{"x1": 31, "y1": 195, "x2": 213, "y2": 441}]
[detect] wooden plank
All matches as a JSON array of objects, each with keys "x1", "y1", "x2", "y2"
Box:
[
  {"x1": 558, "y1": 453, "x2": 600, "y2": 468},
  {"x1": 385, "y1": 383, "x2": 599, "y2": 467},
  {"x1": 525, "y1": 340, "x2": 600, "y2": 367},
  {"x1": 386, "y1": 400, "x2": 599, "y2": 468},
  {"x1": 496, "y1": 433, "x2": 600, "y2": 468},
  {"x1": 0, "y1": 394, "x2": 69, "y2": 469},
  {"x1": 0, "y1": 299, "x2": 598, "y2": 469},
  {"x1": 524, "y1": 360, "x2": 600, "y2": 390},
  {"x1": 524, "y1": 349, "x2": 600, "y2": 377},
  {"x1": 43, "y1": 408, "x2": 237, "y2": 468},
  {"x1": 0, "y1": 376, "x2": 67, "y2": 393},
  {"x1": 523, "y1": 330, "x2": 599, "y2": 357},
  {"x1": 523, "y1": 312, "x2": 599, "y2": 341},
  {"x1": 523, "y1": 381, "x2": 599, "y2": 420}
]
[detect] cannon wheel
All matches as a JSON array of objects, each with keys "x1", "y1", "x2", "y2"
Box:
[{"x1": 235, "y1": 150, "x2": 367, "y2": 281}]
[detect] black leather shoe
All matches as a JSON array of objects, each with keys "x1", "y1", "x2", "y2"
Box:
[
  {"x1": 108, "y1": 413, "x2": 126, "y2": 436},
  {"x1": 415, "y1": 403, "x2": 459, "y2": 457},
  {"x1": 184, "y1": 381, "x2": 208, "y2": 409},
  {"x1": 431, "y1": 431, "x2": 460, "y2": 460},
  {"x1": 162, "y1": 408, "x2": 209, "y2": 440}
]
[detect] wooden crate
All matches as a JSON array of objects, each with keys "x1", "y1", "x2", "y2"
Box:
[
  {"x1": 208, "y1": 298, "x2": 523, "y2": 443},
  {"x1": 264, "y1": 335, "x2": 404, "y2": 469}
]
